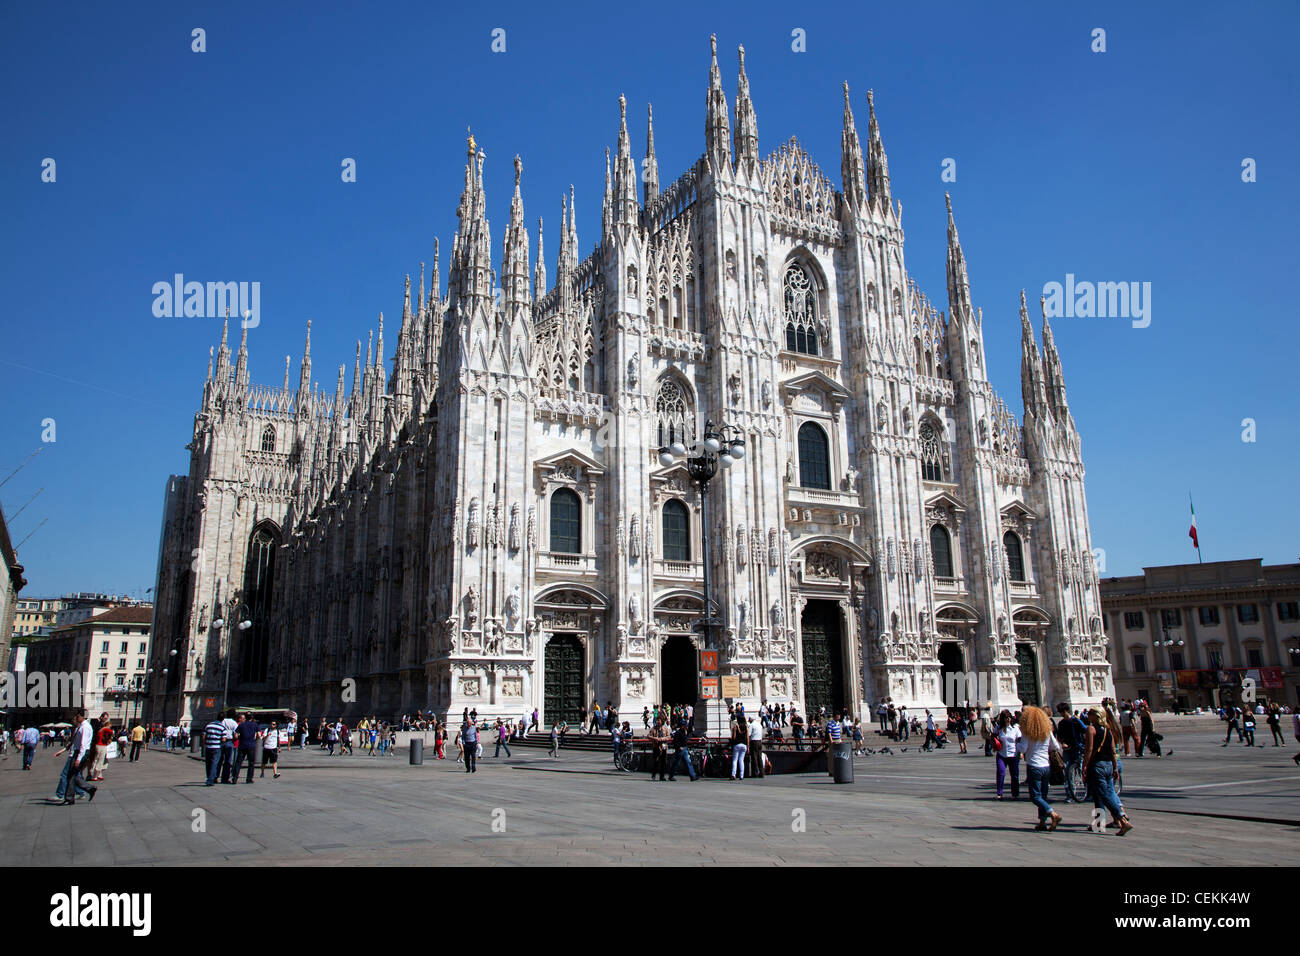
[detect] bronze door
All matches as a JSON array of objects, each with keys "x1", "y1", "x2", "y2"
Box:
[{"x1": 544, "y1": 633, "x2": 583, "y2": 725}]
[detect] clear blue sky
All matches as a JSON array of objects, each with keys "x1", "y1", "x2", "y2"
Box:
[{"x1": 2, "y1": 0, "x2": 1297, "y2": 597}]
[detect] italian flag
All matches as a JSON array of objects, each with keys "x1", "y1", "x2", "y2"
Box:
[{"x1": 1188, "y1": 497, "x2": 1199, "y2": 549}]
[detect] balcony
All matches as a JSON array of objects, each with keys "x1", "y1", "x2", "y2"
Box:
[
  {"x1": 538, "y1": 551, "x2": 598, "y2": 574},
  {"x1": 654, "y1": 559, "x2": 703, "y2": 580}
]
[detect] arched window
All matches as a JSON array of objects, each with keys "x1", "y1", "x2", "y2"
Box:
[
  {"x1": 662, "y1": 500, "x2": 690, "y2": 561},
  {"x1": 1004, "y1": 531, "x2": 1026, "y2": 582},
  {"x1": 930, "y1": 525, "x2": 953, "y2": 578},
  {"x1": 655, "y1": 378, "x2": 693, "y2": 448},
  {"x1": 550, "y1": 489, "x2": 582, "y2": 553},
  {"x1": 240, "y1": 524, "x2": 279, "y2": 684},
  {"x1": 260, "y1": 425, "x2": 276, "y2": 453},
  {"x1": 797, "y1": 422, "x2": 831, "y2": 490},
  {"x1": 919, "y1": 422, "x2": 943, "y2": 482},
  {"x1": 783, "y1": 262, "x2": 819, "y2": 355}
]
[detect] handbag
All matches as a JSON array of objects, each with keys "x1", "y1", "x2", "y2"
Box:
[
  {"x1": 1048, "y1": 748, "x2": 1065, "y2": 785},
  {"x1": 992, "y1": 735, "x2": 1003, "y2": 752}
]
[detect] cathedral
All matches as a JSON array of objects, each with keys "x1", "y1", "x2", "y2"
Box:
[{"x1": 148, "y1": 37, "x2": 1114, "y2": 729}]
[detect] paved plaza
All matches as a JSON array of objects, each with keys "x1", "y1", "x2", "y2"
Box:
[{"x1": 1, "y1": 726, "x2": 1296, "y2": 866}]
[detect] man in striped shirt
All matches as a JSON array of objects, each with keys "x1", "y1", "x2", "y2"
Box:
[
  {"x1": 826, "y1": 716, "x2": 843, "y2": 743},
  {"x1": 204, "y1": 717, "x2": 226, "y2": 786}
]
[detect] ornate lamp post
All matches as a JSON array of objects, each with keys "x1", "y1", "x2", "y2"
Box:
[
  {"x1": 1157, "y1": 621, "x2": 1184, "y2": 708},
  {"x1": 212, "y1": 596, "x2": 252, "y2": 713},
  {"x1": 658, "y1": 419, "x2": 746, "y2": 650}
]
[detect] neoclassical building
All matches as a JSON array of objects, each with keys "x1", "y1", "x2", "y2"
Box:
[{"x1": 148, "y1": 37, "x2": 1112, "y2": 728}]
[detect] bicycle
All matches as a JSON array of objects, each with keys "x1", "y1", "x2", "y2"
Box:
[{"x1": 616, "y1": 741, "x2": 637, "y2": 772}]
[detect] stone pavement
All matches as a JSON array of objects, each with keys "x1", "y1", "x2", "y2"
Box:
[{"x1": 0, "y1": 727, "x2": 1295, "y2": 866}]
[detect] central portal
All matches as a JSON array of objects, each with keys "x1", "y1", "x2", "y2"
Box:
[
  {"x1": 799, "y1": 600, "x2": 845, "y2": 717},
  {"x1": 544, "y1": 633, "x2": 584, "y2": 725},
  {"x1": 661, "y1": 634, "x2": 698, "y2": 706},
  {"x1": 1015, "y1": 644, "x2": 1041, "y2": 707}
]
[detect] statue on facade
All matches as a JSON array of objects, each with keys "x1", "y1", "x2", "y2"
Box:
[
  {"x1": 465, "y1": 585, "x2": 479, "y2": 629},
  {"x1": 628, "y1": 593, "x2": 643, "y2": 634},
  {"x1": 504, "y1": 585, "x2": 521, "y2": 631}
]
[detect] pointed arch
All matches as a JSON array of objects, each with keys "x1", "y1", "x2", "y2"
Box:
[{"x1": 654, "y1": 372, "x2": 695, "y2": 448}]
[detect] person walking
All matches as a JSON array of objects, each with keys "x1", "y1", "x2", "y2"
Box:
[
  {"x1": 21, "y1": 724, "x2": 39, "y2": 770},
  {"x1": 1082, "y1": 707, "x2": 1133, "y2": 835},
  {"x1": 548, "y1": 722, "x2": 560, "y2": 758},
  {"x1": 60, "y1": 711, "x2": 98, "y2": 805},
  {"x1": 876, "y1": 700, "x2": 889, "y2": 734},
  {"x1": 978, "y1": 709, "x2": 993, "y2": 756},
  {"x1": 921, "y1": 710, "x2": 937, "y2": 752},
  {"x1": 1266, "y1": 705, "x2": 1284, "y2": 747},
  {"x1": 897, "y1": 706, "x2": 910, "y2": 742},
  {"x1": 1139, "y1": 704, "x2": 1163, "y2": 756},
  {"x1": 993, "y1": 711, "x2": 1022, "y2": 800},
  {"x1": 219, "y1": 709, "x2": 238, "y2": 783},
  {"x1": 1054, "y1": 704, "x2": 1086, "y2": 803},
  {"x1": 128, "y1": 722, "x2": 145, "y2": 762},
  {"x1": 748, "y1": 709, "x2": 766, "y2": 778},
  {"x1": 646, "y1": 717, "x2": 671, "y2": 780},
  {"x1": 1119, "y1": 702, "x2": 1137, "y2": 756},
  {"x1": 1222, "y1": 706, "x2": 1242, "y2": 746},
  {"x1": 203, "y1": 716, "x2": 225, "y2": 786},
  {"x1": 494, "y1": 720, "x2": 512, "y2": 758},
  {"x1": 1241, "y1": 708, "x2": 1257, "y2": 747},
  {"x1": 260, "y1": 721, "x2": 281, "y2": 778},
  {"x1": 1018, "y1": 707, "x2": 1063, "y2": 831},
  {"x1": 231, "y1": 713, "x2": 261, "y2": 784},
  {"x1": 88, "y1": 713, "x2": 113, "y2": 781},
  {"x1": 1292, "y1": 712, "x2": 1300, "y2": 766},
  {"x1": 729, "y1": 716, "x2": 749, "y2": 780},
  {"x1": 461, "y1": 720, "x2": 479, "y2": 773},
  {"x1": 668, "y1": 721, "x2": 696, "y2": 781}
]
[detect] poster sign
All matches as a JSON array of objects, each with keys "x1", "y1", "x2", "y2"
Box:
[
  {"x1": 701, "y1": 677, "x2": 719, "y2": 700},
  {"x1": 1259, "y1": 666, "x2": 1284, "y2": 689},
  {"x1": 203, "y1": 697, "x2": 216, "y2": 708},
  {"x1": 720, "y1": 675, "x2": 741, "y2": 698},
  {"x1": 699, "y1": 650, "x2": 718, "y2": 673}
]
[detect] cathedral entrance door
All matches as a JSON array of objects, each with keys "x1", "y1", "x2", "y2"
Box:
[
  {"x1": 938, "y1": 642, "x2": 967, "y2": 708},
  {"x1": 1015, "y1": 644, "x2": 1041, "y2": 707},
  {"x1": 660, "y1": 635, "x2": 698, "y2": 706},
  {"x1": 799, "y1": 601, "x2": 845, "y2": 717},
  {"x1": 544, "y1": 633, "x2": 583, "y2": 726}
]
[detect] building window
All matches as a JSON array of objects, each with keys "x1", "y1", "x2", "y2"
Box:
[
  {"x1": 101, "y1": 641, "x2": 109, "y2": 653},
  {"x1": 797, "y1": 422, "x2": 831, "y2": 490},
  {"x1": 240, "y1": 524, "x2": 280, "y2": 685},
  {"x1": 930, "y1": 524, "x2": 953, "y2": 578},
  {"x1": 1170, "y1": 651, "x2": 1185, "y2": 670},
  {"x1": 655, "y1": 379, "x2": 693, "y2": 449},
  {"x1": 139, "y1": 642, "x2": 147, "y2": 654},
  {"x1": 1123, "y1": 612, "x2": 1145, "y2": 630},
  {"x1": 120, "y1": 641, "x2": 128, "y2": 653},
  {"x1": 1160, "y1": 609, "x2": 1181, "y2": 628},
  {"x1": 550, "y1": 489, "x2": 582, "y2": 554},
  {"x1": 99, "y1": 658, "x2": 108, "y2": 669},
  {"x1": 919, "y1": 422, "x2": 943, "y2": 482},
  {"x1": 118, "y1": 659, "x2": 127, "y2": 669},
  {"x1": 1003, "y1": 532, "x2": 1026, "y2": 582},
  {"x1": 1199, "y1": 606, "x2": 1220, "y2": 626},
  {"x1": 137, "y1": 659, "x2": 145, "y2": 670},
  {"x1": 1237, "y1": 604, "x2": 1259, "y2": 624},
  {"x1": 1132, "y1": 653, "x2": 1147, "y2": 674},
  {"x1": 96, "y1": 674, "x2": 106, "y2": 688},
  {"x1": 1278, "y1": 601, "x2": 1299, "y2": 621},
  {"x1": 1246, "y1": 647, "x2": 1263, "y2": 668},
  {"x1": 783, "y1": 262, "x2": 819, "y2": 355},
  {"x1": 662, "y1": 500, "x2": 690, "y2": 562},
  {"x1": 1207, "y1": 648, "x2": 1224, "y2": 670},
  {"x1": 261, "y1": 424, "x2": 276, "y2": 453}
]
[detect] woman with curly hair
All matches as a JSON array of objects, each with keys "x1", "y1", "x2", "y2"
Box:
[{"x1": 1016, "y1": 707, "x2": 1063, "y2": 830}]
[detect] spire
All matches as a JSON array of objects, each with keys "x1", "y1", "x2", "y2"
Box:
[
  {"x1": 945, "y1": 194, "x2": 973, "y2": 326},
  {"x1": 1019, "y1": 290, "x2": 1048, "y2": 418},
  {"x1": 206, "y1": 346, "x2": 214, "y2": 383},
  {"x1": 334, "y1": 363, "x2": 347, "y2": 413},
  {"x1": 534, "y1": 217, "x2": 546, "y2": 295},
  {"x1": 430, "y1": 238, "x2": 440, "y2": 306},
  {"x1": 840, "y1": 82, "x2": 868, "y2": 210},
  {"x1": 613, "y1": 94, "x2": 640, "y2": 227},
  {"x1": 375, "y1": 313, "x2": 384, "y2": 371},
  {"x1": 282, "y1": 355, "x2": 290, "y2": 394},
  {"x1": 503, "y1": 154, "x2": 531, "y2": 308},
  {"x1": 297, "y1": 320, "x2": 312, "y2": 406},
  {"x1": 866, "y1": 89, "x2": 892, "y2": 211},
  {"x1": 644, "y1": 103, "x2": 659, "y2": 205},
  {"x1": 402, "y1": 274, "x2": 412, "y2": 327},
  {"x1": 454, "y1": 128, "x2": 493, "y2": 307},
  {"x1": 568, "y1": 185, "x2": 577, "y2": 248},
  {"x1": 1040, "y1": 301, "x2": 1070, "y2": 417},
  {"x1": 733, "y1": 45, "x2": 759, "y2": 171},
  {"x1": 705, "y1": 34, "x2": 731, "y2": 174},
  {"x1": 350, "y1": 340, "x2": 362, "y2": 412},
  {"x1": 417, "y1": 263, "x2": 425, "y2": 318},
  {"x1": 215, "y1": 317, "x2": 231, "y2": 379},
  {"x1": 602, "y1": 146, "x2": 613, "y2": 238}
]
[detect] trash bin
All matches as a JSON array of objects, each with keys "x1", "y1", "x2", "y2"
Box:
[
  {"x1": 832, "y1": 741, "x2": 854, "y2": 784},
  {"x1": 409, "y1": 738, "x2": 424, "y2": 764},
  {"x1": 253, "y1": 738, "x2": 264, "y2": 766},
  {"x1": 827, "y1": 743, "x2": 834, "y2": 776},
  {"x1": 190, "y1": 734, "x2": 201, "y2": 754}
]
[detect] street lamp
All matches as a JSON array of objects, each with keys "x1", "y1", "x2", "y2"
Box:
[
  {"x1": 212, "y1": 598, "x2": 252, "y2": 712},
  {"x1": 658, "y1": 419, "x2": 746, "y2": 650},
  {"x1": 1157, "y1": 621, "x2": 1185, "y2": 708}
]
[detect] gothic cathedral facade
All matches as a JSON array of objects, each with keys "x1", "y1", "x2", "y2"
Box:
[{"x1": 148, "y1": 38, "x2": 1113, "y2": 728}]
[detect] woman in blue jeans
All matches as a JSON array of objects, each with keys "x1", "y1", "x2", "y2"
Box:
[
  {"x1": 1017, "y1": 707, "x2": 1062, "y2": 830},
  {"x1": 993, "y1": 711, "x2": 1022, "y2": 799},
  {"x1": 1082, "y1": 708, "x2": 1134, "y2": 836}
]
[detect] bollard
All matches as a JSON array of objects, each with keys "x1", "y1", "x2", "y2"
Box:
[
  {"x1": 253, "y1": 737, "x2": 264, "y2": 766},
  {"x1": 409, "y1": 737, "x2": 424, "y2": 765},
  {"x1": 191, "y1": 734, "x2": 201, "y2": 754},
  {"x1": 832, "y1": 741, "x2": 854, "y2": 784}
]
